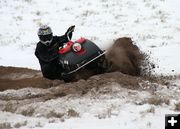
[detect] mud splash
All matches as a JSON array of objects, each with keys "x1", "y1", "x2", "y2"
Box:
[
  {"x1": 106, "y1": 37, "x2": 156, "y2": 76},
  {"x1": 106, "y1": 37, "x2": 143, "y2": 76},
  {"x1": 74, "y1": 37, "x2": 154, "y2": 81}
]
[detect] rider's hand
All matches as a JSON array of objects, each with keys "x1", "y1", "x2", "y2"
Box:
[
  {"x1": 65, "y1": 25, "x2": 75, "y2": 40},
  {"x1": 66, "y1": 25, "x2": 75, "y2": 34}
]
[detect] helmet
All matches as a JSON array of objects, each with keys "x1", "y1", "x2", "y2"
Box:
[{"x1": 38, "y1": 25, "x2": 53, "y2": 46}]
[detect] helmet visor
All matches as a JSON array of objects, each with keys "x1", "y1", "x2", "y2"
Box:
[{"x1": 39, "y1": 34, "x2": 53, "y2": 42}]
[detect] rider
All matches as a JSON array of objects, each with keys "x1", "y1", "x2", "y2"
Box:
[{"x1": 35, "y1": 25, "x2": 75, "y2": 80}]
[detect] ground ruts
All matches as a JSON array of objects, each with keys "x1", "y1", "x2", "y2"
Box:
[{"x1": 0, "y1": 66, "x2": 63, "y2": 91}]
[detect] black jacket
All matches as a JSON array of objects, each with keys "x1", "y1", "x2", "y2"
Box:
[{"x1": 35, "y1": 34, "x2": 71, "y2": 80}]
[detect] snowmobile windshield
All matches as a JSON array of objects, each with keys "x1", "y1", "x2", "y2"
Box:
[{"x1": 39, "y1": 34, "x2": 53, "y2": 42}]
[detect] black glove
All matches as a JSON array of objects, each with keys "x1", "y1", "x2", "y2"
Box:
[
  {"x1": 67, "y1": 25, "x2": 75, "y2": 32},
  {"x1": 65, "y1": 25, "x2": 75, "y2": 40}
]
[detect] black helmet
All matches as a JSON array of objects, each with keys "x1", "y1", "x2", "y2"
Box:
[{"x1": 38, "y1": 25, "x2": 53, "y2": 46}]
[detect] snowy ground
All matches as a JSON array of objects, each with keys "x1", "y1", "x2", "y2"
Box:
[
  {"x1": 0, "y1": 0, "x2": 180, "y2": 129},
  {"x1": 0, "y1": 74, "x2": 180, "y2": 129},
  {"x1": 0, "y1": 71, "x2": 180, "y2": 129}
]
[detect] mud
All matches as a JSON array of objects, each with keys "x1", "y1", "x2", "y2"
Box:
[
  {"x1": 0, "y1": 66, "x2": 63, "y2": 91},
  {"x1": 106, "y1": 37, "x2": 153, "y2": 76},
  {"x1": 0, "y1": 67, "x2": 176, "y2": 119},
  {"x1": 0, "y1": 71, "x2": 159, "y2": 101},
  {"x1": 106, "y1": 37, "x2": 140, "y2": 75},
  {"x1": 0, "y1": 66, "x2": 142, "y2": 92}
]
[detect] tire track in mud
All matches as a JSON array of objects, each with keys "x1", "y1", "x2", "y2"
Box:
[
  {"x1": 0, "y1": 70, "x2": 178, "y2": 119},
  {"x1": 0, "y1": 71, "x2": 155, "y2": 114},
  {"x1": 0, "y1": 66, "x2": 64, "y2": 91},
  {"x1": 0, "y1": 60, "x2": 178, "y2": 119}
]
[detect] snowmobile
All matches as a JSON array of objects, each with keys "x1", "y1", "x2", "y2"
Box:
[{"x1": 58, "y1": 37, "x2": 109, "y2": 82}]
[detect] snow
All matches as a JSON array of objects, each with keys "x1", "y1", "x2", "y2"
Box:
[{"x1": 0, "y1": 0, "x2": 180, "y2": 129}]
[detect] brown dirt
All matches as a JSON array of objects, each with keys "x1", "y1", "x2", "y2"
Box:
[
  {"x1": 0, "y1": 66, "x2": 63, "y2": 91},
  {"x1": 106, "y1": 37, "x2": 148, "y2": 76},
  {"x1": 0, "y1": 71, "x2": 148, "y2": 101}
]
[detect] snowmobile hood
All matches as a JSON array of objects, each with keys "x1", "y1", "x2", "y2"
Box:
[{"x1": 59, "y1": 37, "x2": 86, "y2": 54}]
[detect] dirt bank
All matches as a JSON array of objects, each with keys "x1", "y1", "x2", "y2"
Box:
[
  {"x1": 0, "y1": 66, "x2": 63, "y2": 91},
  {"x1": 0, "y1": 65, "x2": 142, "y2": 91}
]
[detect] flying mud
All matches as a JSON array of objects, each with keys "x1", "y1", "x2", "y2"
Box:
[
  {"x1": 73, "y1": 37, "x2": 154, "y2": 80},
  {"x1": 106, "y1": 37, "x2": 143, "y2": 76}
]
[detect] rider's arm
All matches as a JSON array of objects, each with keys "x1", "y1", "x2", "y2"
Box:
[
  {"x1": 56, "y1": 34, "x2": 72, "y2": 46},
  {"x1": 57, "y1": 25, "x2": 75, "y2": 44}
]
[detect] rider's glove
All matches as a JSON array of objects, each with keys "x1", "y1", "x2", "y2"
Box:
[
  {"x1": 65, "y1": 25, "x2": 75, "y2": 40},
  {"x1": 67, "y1": 25, "x2": 75, "y2": 33}
]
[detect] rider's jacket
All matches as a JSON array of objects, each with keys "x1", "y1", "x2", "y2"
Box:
[{"x1": 35, "y1": 34, "x2": 72, "y2": 79}]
